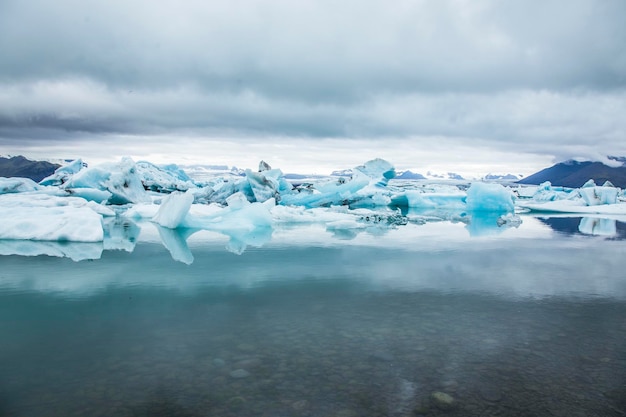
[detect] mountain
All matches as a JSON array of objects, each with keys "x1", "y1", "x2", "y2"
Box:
[
  {"x1": 395, "y1": 170, "x2": 426, "y2": 180},
  {"x1": 484, "y1": 173, "x2": 521, "y2": 181},
  {"x1": 0, "y1": 155, "x2": 61, "y2": 182},
  {"x1": 518, "y1": 157, "x2": 626, "y2": 188},
  {"x1": 425, "y1": 171, "x2": 466, "y2": 180}
]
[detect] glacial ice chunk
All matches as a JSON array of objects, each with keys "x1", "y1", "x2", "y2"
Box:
[
  {"x1": 152, "y1": 191, "x2": 195, "y2": 229},
  {"x1": 258, "y1": 160, "x2": 272, "y2": 171},
  {"x1": 39, "y1": 159, "x2": 85, "y2": 186},
  {"x1": 528, "y1": 181, "x2": 572, "y2": 202},
  {"x1": 0, "y1": 205, "x2": 104, "y2": 242},
  {"x1": 245, "y1": 168, "x2": 282, "y2": 203},
  {"x1": 579, "y1": 186, "x2": 619, "y2": 206},
  {"x1": 390, "y1": 190, "x2": 466, "y2": 209},
  {"x1": 0, "y1": 192, "x2": 115, "y2": 217},
  {"x1": 466, "y1": 182, "x2": 515, "y2": 212},
  {"x1": 65, "y1": 187, "x2": 112, "y2": 203},
  {"x1": 279, "y1": 159, "x2": 395, "y2": 208},
  {"x1": 62, "y1": 157, "x2": 150, "y2": 204},
  {"x1": 0, "y1": 177, "x2": 41, "y2": 194},
  {"x1": 135, "y1": 161, "x2": 196, "y2": 193},
  {"x1": 353, "y1": 158, "x2": 396, "y2": 186}
]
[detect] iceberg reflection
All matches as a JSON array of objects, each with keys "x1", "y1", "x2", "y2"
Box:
[
  {"x1": 538, "y1": 215, "x2": 626, "y2": 239},
  {"x1": 0, "y1": 239, "x2": 103, "y2": 261}
]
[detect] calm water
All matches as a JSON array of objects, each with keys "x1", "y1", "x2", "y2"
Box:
[{"x1": 1, "y1": 216, "x2": 626, "y2": 417}]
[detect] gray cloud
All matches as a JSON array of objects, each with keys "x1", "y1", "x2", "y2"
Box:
[{"x1": 0, "y1": 0, "x2": 625, "y2": 172}]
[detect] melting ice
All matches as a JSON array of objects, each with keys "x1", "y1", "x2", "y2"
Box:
[{"x1": 1, "y1": 156, "x2": 625, "y2": 261}]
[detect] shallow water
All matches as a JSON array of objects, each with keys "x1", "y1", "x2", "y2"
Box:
[{"x1": 1, "y1": 216, "x2": 626, "y2": 417}]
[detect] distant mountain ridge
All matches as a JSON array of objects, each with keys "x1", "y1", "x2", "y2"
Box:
[
  {"x1": 394, "y1": 170, "x2": 426, "y2": 180},
  {"x1": 518, "y1": 157, "x2": 626, "y2": 188},
  {"x1": 0, "y1": 155, "x2": 61, "y2": 182},
  {"x1": 484, "y1": 173, "x2": 521, "y2": 181}
]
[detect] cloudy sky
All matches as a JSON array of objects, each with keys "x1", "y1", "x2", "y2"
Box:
[{"x1": 1, "y1": 0, "x2": 625, "y2": 176}]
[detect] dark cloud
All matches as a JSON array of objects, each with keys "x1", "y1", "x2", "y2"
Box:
[
  {"x1": 1, "y1": 0, "x2": 624, "y2": 97},
  {"x1": 0, "y1": 0, "x2": 625, "y2": 169}
]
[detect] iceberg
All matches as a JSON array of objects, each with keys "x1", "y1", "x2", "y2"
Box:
[
  {"x1": 579, "y1": 186, "x2": 619, "y2": 206},
  {"x1": 0, "y1": 192, "x2": 115, "y2": 217},
  {"x1": 0, "y1": 177, "x2": 41, "y2": 194},
  {"x1": 64, "y1": 187, "x2": 112, "y2": 203},
  {"x1": 280, "y1": 158, "x2": 395, "y2": 208},
  {"x1": 245, "y1": 168, "x2": 293, "y2": 203},
  {"x1": 0, "y1": 205, "x2": 104, "y2": 242},
  {"x1": 135, "y1": 161, "x2": 197, "y2": 193},
  {"x1": 7, "y1": 154, "x2": 624, "y2": 256},
  {"x1": 465, "y1": 182, "x2": 515, "y2": 213},
  {"x1": 528, "y1": 181, "x2": 573, "y2": 202},
  {"x1": 62, "y1": 157, "x2": 150, "y2": 204},
  {"x1": 39, "y1": 158, "x2": 85, "y2": 186},
  {"x1": 390, "y1": 189, "x2": 466, "y2": 209},
  {"x1": 0, "y1": 193, "x2": 114, "y2": 242},
  {"x1": 122, "y1": 191, "x2": 275, "y2": 257},
  {"x1": 353, "y1": 158, "x2": 396, "y2": 187},
  {"x1": 152, "y1": 191, "x2": 195, "y2": 229},
  {"x1": 520, "y1": 178, "x2": 626, "y2": 214}
]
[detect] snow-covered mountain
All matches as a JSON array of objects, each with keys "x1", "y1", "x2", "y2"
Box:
[
  {"x1": 424, "y1": 171, "x2": 466, "y2": 180},
  {"x1": 483, "y1": 173, "x2": 522, "y2": 181}
]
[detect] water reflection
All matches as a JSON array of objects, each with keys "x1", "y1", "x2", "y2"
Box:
[
  {"x1": 538, "y1": 216, "x2": 626, "y2": 239},
  {"x1": 1, "y1": 219, "x2": 626, "y2": 416},
  {"x1": 2, "y1": 214, "x2": 626, "y2": 264}
]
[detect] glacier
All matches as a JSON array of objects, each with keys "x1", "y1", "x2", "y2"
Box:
[{"x1": 1, "y1": 156, "x2": 626, "y2": 261}]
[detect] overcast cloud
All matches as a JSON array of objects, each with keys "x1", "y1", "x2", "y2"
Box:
[{"x1": 0, "y1": 0, "x2": 625, "y2": 175}]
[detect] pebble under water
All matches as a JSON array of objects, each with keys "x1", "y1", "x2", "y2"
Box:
[{"x1": 1, "y1": 219, "x2": 625, "y2": 417}]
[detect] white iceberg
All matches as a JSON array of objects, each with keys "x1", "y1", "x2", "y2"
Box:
[
  {"x1": 0, "y1": 193, "x2": 114, "y2": 242},
  {"x1": 579, "y1": 186, "x2": 619, "y2": 206},
  {"x1": 245, "y1": 167, "x2": 291, "y2": 203},
  {"x1": 62, "y1": 157, "x2": 150, "y2": 204},
  {"x1": 279, "y1": 158, "x2": 395, "y2": 208},
  {"x1": 135, "y1": 161, "x2": 196, "y2": 193},
  {"x1": 528, "y1": 181, "x2": 573, "y2": 202},
  {"x1": 0, "y1": 177, "x2": 41, "y2": 194},
  {"x1": 520, "y1": 179, "x2": 626, "y2": 214},
  {"x1": 152, "y1": 191, "x2": 195, "y2": 229},
  {"x1": 0, "y1": 205, "x2": 104, "y2": 242},
  {"x1": 39, "y1": 159, "x2": 85, "y2": 186}
]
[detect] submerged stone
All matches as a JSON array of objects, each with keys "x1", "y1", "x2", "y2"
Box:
[{"x1": 430, "y1": 391, "x2": 456, "y2": 411}]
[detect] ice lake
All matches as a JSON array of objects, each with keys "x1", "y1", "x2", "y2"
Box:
[{"x1": 1, "y1": 215, "x2": 626, "y2": 417}]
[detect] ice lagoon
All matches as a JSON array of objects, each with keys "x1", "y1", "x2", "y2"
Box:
[{"x1": 1, "y1": 158, "x2": 626, "y2": 416}]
